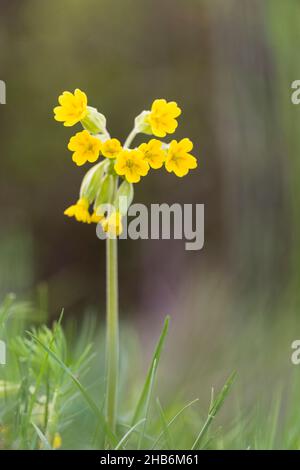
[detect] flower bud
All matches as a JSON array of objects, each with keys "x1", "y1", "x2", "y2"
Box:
[
  {"x1": 94, "y1": 174, "x2": 115, "y2": 214},
  {"x1": 80, "y1": 160, "x2": 106, "y2": 202},
  {"x1": 81, "y1": 106, "x2": 107, "y2": 134}
]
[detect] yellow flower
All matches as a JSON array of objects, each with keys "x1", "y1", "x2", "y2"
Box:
[
  {"x1": 114, "y1": 149, "x2": 149, "y2": 183},
  {"x1": 68, "y1": 130, "x2": 101, "y2": 166},
  {"x1": 148, "y1": 99, "x2": 181, "y2": 137},
  {"x1": 101, "y1": 138, "x2": 122, "y2": 159},
  {"x1": 52, "y1": 433, "x2": 62, "y2": 450},
  {"x1": 90, "y1": 211, "x2": 104, "y2": 223},
  {"x1": 54, "y1": 89, "x2": 87, "y2": 127},
  {"x1": 138, "y1": 139, "x2": 166, "y2": 169},
  {"x1": 64, "y1": 198, "x2": 91, "y2": 223},
  {"x1": 165, "y1": 138, "x2": 197, "y2": 177},
  {"x1": 102, "y1": 211, "x2": 123, "y2": 236}
]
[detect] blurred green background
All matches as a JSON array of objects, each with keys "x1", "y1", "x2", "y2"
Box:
[{"x1": 1, "y1": 0, "x2": 300, "y2": 431}]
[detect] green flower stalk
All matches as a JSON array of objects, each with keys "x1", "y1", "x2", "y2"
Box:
[
  {"x1": 53, "y1": 88, "x2": 198, "y2": 434},
  {"x1": 105, "y1": 209, "x2": 119, "y2": 432}
]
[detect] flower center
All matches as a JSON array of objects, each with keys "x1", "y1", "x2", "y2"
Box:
[{"x1": 125, "y1": 159, "x2": 134, "y2": 169}]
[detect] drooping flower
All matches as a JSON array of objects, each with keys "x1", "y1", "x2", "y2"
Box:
[
  {"x1": 64, "y1": 198, "x2": 91, "y2": 223},
  {"x1": 114, "y1": 149, "x2": 149, "y2": 183},
  {"x1": 68, "y1": 130, "x2": 101, "y2": 166},
  {"x1": 54, "y1": 89, "x2": 87, "y2": 127},
  {"x1": 90, "y1": 211, "x2": 104, "y2": 224},
  {"x1": 102, "y1": 211, "x2": 123, "y2": 236},
  {"x1": 101, "y1": 138, "x2": 122, "y2": 159},
  {"x1": 138, "y1": 139, "x2": 166, "y2": 169},
  {"x1": 147, "y1": 99, "x2": 181, "y2": 138},
  {"x1": 165, "y1": 138, "x2": 197, "y2": 177}
]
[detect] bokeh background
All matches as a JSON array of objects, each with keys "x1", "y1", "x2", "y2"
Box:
[{"x1": 1, "y1": 0, "x2": 300, "y2": 435}]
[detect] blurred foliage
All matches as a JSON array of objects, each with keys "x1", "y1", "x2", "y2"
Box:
[
  {"x1": 0, "y1": 298, "x2": 235, "y2": 450},
  {"x1": 1, "y1": 294, "x2": 300, "y2": 450}
]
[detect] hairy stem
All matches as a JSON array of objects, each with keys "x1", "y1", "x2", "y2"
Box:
[{"x1": 105, "y1": 177, "x2": 119, "y2": 434}]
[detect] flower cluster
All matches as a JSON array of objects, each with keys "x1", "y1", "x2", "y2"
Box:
[{"x1": 54, "y1": 89, "x2": 198, "y2": 235}]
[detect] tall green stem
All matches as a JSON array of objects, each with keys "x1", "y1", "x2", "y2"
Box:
[
  {"x1": 104, "y1": 125, "x2": 137, "y2": 434},
  {"x1": 105, "y1": 178, "x2": 119, "y2": 434}
]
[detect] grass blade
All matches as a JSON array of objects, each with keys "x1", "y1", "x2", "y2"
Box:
[
  {"x1": 132, "y1": 316, "x2": 170, "y2": 425},
  {"x1": 156, "y1": 398, "x2": 173, "y2": 449},
  {"x1": 114, "y1": 419, "x2": 145, "y2": 450},
  {"x1": 138, "y1": 359, "x2": 157, "y2": 449},
  {"x1": 31, "y1": 422, "x2": 52, "y2": 450},
  {"x1": 266, "y1": 392, "x2": 282, "y2": 449},
  {"x1": 191, "y1": 371, "x2": 236, "y2": 450},
  {"x1": 151, "y1": 398, "x2": 199, "y2": 449}
]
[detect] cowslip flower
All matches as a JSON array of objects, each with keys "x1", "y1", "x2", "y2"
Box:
[
  {"x1": 54, "y1": 89, "x2": 87, "y2": 127},
  {"x1": 64, "y1": 198, "x2": 91, "y2": 223},
  {"x1": 55, "y1": 90, "x2": 197, "y2": 230},
  {"x1": 101, "y1": 211, "x2": 123, "y2": 236},
  {"x1": 147, "y1": 99, "x2": 181, "y2": 137},
  {"x1": 54, "y1": 90, "x2": 200, "y2": 436},
  {"x1": 68, "y1": 130, "x2": 102, "y2": 166},
  {"x1": 165, "y1": 138, "x2": 197, "y2": 177},
  {"x1": 138, "y1": 139, "x2": 166, "y2": 169},
  {"x1": 114, "y1": 149, "x2": 149, "y2": 183},
  {"x1": 101, "y1": 138, "x2": 122, "y2": 159}
]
